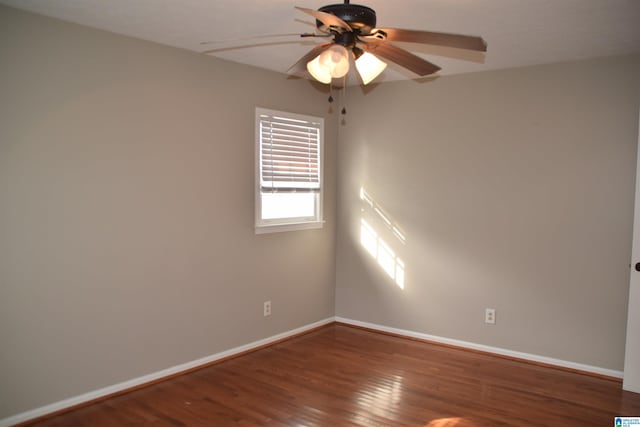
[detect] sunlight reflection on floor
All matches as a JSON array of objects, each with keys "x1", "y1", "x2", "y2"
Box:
[
  {"x1": 354, "y1": 373, "x2": 404, "y2": 421},
  {"x1": 425, "y1": 417, "x2": 466, "y2": 427}
]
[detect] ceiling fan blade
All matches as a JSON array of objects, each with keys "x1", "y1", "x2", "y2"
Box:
[
  {"x1": 200, "y1": 33, "x2": 304, "y2": 46},
  {"x1": 362, "y1": 42, "x2": 441, "y2": 76},
  {"x1": 295, "y1": 6, "x2": 352, "y2": 32},
  {"x1": 202, "y1": 41, "x2": 311, "y2": 55},
  {"x1": 287, "y1": 43, "x2": 333, "y2": 76},
  {"x1": 369, "y1": 28, "x2": 487, "y2": 52}
]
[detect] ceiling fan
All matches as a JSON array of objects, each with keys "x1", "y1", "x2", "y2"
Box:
[
  {"x1": 202, "y1": 0, "x2": 487, "y2": 86},
  {"x1": 287, "y1": 0, "x2": 488, "y2": 85}
]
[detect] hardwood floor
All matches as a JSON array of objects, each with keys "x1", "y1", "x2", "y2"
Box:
[{"x1": 24, "y1": 324, "x2": 640, "y2": 426}]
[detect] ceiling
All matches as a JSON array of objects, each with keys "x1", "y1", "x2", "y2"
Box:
[{"x1": 3, "y1": 0, "x2": 640, "y2": 85}]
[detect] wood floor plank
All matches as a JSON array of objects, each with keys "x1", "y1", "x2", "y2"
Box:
[{"x1": 22, "y1": 324, "x2": 640, "y2": 426}]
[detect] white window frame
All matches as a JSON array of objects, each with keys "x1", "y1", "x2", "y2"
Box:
[{"x1": 255, "y1": 107, "x2": 324, "y2": 234}]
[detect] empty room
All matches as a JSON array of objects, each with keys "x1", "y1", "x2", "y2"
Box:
[{"x1": 2, "y1": 1, "x2": 640, "y2": 426}]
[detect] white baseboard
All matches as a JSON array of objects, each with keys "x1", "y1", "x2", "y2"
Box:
[
  {"x1": 335, "y1": 316, "x2": 624, "y2": 380},
  {"x1": 2, "y1": 315, "x2": 624, "y2": 426},
  {"x1": 0, "y1": 317, "x2": 334, "y2": 427}
]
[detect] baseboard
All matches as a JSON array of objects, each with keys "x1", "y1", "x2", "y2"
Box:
[
  {"x1": 2, "y1": 315, "x2": 624, "y2": 426},
  {"x1": 0, "y1": 317, "x2": 334, "y2": 427},
  {"x1": 335, "y1": 316, "x2": 624, "y2": 381}
]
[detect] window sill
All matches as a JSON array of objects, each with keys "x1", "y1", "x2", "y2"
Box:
[{"x1": 255, "y1": 220, "x2": 324, "y2": 235}]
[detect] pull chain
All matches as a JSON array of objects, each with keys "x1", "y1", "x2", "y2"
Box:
[
  {"x1": 325, "y1": 80, "x2": 345, "y2": 115},
  {"x1": 341, "y1": 76, "x2": 347, "y2": 115}
]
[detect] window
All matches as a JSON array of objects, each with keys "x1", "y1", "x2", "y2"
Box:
[{"x1": 255, "y1": 107, "x2": 324, "y2": 233}]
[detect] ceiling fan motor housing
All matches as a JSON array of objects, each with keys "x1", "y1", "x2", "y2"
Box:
[{"x1": 317, "y1": 3, "x2": 377, "y2": 34}]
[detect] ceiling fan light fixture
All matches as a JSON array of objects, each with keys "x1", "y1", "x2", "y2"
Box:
[
  {"x1": 355, "y1": 52, "x2": 387, "y2": 85},
  {"x1": 318, "y1": 45, "x2": 350, "y2": 78},
  {"x1": 306, "y1": 55, "x2": 332, "y2": 84}
]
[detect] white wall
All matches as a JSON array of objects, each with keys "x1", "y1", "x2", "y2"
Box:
[
  {"x1": 336, "y1": 54, "x2": 640, "y2": 371},
  {"x1": 0, "y1": 6, "x2": 337, "y2": 419}
]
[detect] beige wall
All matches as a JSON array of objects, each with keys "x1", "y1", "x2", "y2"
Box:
[
  {"x1": 2, "y1": 2, "x2": 640, "y2": 422},
  {"x1": 336, "y1": 54, "x2": 640, "y2": 371},
  {"x1": 0, "y1": 6, "x2": 337, "y2": 419}
]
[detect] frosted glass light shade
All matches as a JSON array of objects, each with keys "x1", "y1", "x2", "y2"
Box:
[
  {"x1": 355, "y1": 52, "x2": 387, "y2": 85},
  {"x1": 318, "y1": 45, "x2": 350, "y2": 78},
  {"x1": 306, "y1": 55, "x2": 332, "y2": 84}
]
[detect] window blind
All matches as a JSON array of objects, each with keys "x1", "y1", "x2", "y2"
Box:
[{"x1": 259, "y1": 111, "x2": 321, "y2": 193}]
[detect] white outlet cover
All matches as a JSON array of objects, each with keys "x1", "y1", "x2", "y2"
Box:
[
  {"x1": 264, "y1": 301, "x2": 271, "y2": 316},
  {"x1": 485, "y1": 308, "x2": 496, "y2": 324}
]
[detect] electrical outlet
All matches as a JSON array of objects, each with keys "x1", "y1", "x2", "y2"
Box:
[
  {"x1": 263, "y1": 301, "x2": 271, "y2": 317},
  {"x1": 485, "y1": 308, "x2": 496, "y2": 324}
]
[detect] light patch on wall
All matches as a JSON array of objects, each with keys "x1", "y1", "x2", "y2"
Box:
[
  {"x1": 360, "y1": 218, "x2": 378, "y2": 258},
  {"x1": 360, "y1": 219, "x2": 405, "y2": 289},
  {"x1": 360, "y1": 187, "x2": 406, "y2": 244},
  {"x1": 359, "y1": 187, "x2": 406, "y2": 289}
]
